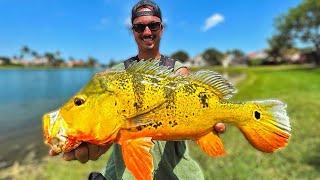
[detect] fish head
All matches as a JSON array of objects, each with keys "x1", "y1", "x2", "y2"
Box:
[
  {"x1": 42, "y1": 109, "x2": 80, "y2": 153},
  {"x1": 43, "y1": 74, "x2": 123, "y2": 153}
]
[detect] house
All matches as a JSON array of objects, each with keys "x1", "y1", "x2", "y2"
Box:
[
  {"x1": 67, "y1": 60, "x2": 85, "y2": 67},
  {"x1": 10, "y1": 58, "x2": 25, "y2": 65},
  {"x1": 30, "y1": 57, "x2": 50, "y2": 66},
  {"x1": 221, "y1": 54, "x2": 248, "y2": 67},
  {"x1": 247, "y1": 51, "x2": 268, "y2": 60},
  {"x1": 185, "y1": 54, "x2": 208, "y2": 67},
  {"x1": 221, "y1": 54, "x2": 233, "y2": 68}
]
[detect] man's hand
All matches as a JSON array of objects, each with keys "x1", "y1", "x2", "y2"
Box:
[
  {"x1": 49, "y1": 143, "x2": 111, "y2": 163},
  {"x1": 214, "y1": 122, "x2": 226, "y2": 134}
]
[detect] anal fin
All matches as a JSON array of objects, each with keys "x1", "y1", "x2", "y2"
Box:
[
  {"x1": 120, "y1": 137, "x2": 154, "y2": 180},
  {"x1": 196, "y1": 132, "x2": 225, "y2": 157}
]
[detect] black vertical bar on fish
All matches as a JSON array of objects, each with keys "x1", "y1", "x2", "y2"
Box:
[{"x1": 131, "y1": 74, "x2": 145, "y2": 110}]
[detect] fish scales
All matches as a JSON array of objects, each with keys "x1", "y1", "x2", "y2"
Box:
[{"x1": 115, "y1": 72, "x2": 231, "y2": 140}]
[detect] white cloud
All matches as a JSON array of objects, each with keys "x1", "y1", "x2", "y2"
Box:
[{"x1": 202, "y1": 13, "x2": 224, "y2": 32}]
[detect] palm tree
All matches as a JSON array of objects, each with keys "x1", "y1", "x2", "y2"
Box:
[
  {"x1": 44, "y1": 52, "x2": 56, "y2": 65},
  {"x1": 31, "y1": 51, "x2": 39, "y2": 59},
  {"x1": 20, "y1": 45, "x2": 30, "y2": 59}
]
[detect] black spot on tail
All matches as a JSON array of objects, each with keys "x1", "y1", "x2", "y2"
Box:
[{"x1": 254, "y1": 111, "x2": 261, "y2": 120}]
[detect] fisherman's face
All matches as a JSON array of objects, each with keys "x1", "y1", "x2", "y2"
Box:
[{"x1": 132, "y1": 15, "x2": 163, "y2": 51}]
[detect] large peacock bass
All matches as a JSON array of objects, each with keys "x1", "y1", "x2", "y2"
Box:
[{"x1": 43, "y1": 60, "x2": 291, "y2": 180}]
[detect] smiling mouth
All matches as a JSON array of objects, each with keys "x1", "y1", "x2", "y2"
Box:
[{"x1": 142, "y1": 35, "x2": 154, "y2": 43}]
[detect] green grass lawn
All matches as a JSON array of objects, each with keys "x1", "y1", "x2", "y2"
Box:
[
  {"x1": 1, "y1": 65, "x2": 319, "y2": 179},
  {"x1": 189, "y1": 65, "x2": 320, "y2": 179}
]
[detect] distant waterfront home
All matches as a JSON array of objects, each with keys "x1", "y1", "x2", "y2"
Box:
[{"x1": 184, "y1": 54, "x2": 208, "y2": 67}]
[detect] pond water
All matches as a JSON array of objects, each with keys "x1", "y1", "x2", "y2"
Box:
[{"x1": 0, "y1": 68, "x2": 99, "y2": 168}]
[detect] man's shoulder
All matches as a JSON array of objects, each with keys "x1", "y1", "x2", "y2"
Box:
[
  {"x1": 110, "y1": 55, "x2": 187, "y2": 71},
  {"x1": 166, "y1": 57, "x2": 188, "y2": 72}
]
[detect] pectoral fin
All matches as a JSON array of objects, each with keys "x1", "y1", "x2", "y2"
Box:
[
  {"x1": 196, "y1": 132, "x2": 225, "y2": 157},
  {"x1": 120, "y1": 137, "x2": 154, "y2": 180},
  {"x1": 125, "y1": 100, "x2": 167, "y2": 129}
]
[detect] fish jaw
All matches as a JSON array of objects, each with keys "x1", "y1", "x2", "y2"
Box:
[{"x1": 42, "y1": 109, "x2": 81, "y2": 153}]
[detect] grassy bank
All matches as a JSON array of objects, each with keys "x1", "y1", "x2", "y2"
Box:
[
  {"x1": 1, "y1": 65, "x2": 319, "y2": 179},
  {"x1": 190, "y1": 65, "x2": 320, "y2": 179}
]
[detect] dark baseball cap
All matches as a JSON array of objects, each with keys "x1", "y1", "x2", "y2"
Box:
[{"x1": 131, "y1": 0, "x2": 162, "y2": 23}]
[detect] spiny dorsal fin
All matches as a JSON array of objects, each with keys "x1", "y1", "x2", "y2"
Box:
[
  {"x1": 188, "y1": 70, "x2": 237, "y2": 99},
  {"x1": 126, "y1": 59, "x2": 174, "y2": 77}
]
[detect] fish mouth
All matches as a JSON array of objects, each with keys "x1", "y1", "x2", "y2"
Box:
[{"x1": 43, "y1": 110, "x2": 81, "y2": 153}]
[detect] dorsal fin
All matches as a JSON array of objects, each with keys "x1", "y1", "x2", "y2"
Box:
[
  {"x1": 126, "y1": 59, "x2": 174, "y2": 77},
  {"x1": 125, "y1": 60, "x2": 236, "y2": 99},
  {"x1": 188, "y1": 70, "x2": 237, "y2": 99}
]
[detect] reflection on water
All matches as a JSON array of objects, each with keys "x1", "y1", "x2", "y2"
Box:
[{"x1": 0, "y1": 68, "x2": 100, "y2": 168}]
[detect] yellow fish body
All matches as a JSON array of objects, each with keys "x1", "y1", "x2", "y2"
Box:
[{"x1": 43, "y1": 61, "x2": 291, "y2": 180}]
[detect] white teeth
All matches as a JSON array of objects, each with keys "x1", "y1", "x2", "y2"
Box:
[{"x1": 142, "y1": 36, "x2": 153, "y2": 42}]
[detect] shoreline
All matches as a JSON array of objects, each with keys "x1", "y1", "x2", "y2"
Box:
[{"x1": 0, "y1": 66, "x2": 104, "y2": 70}]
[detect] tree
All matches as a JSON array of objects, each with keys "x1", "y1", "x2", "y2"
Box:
[
  {"x1": 0, "y1": 56, "x2": 11, "y2": 65},
  {"x1": 87, "y1": 57, "x2": 98, "y2": 67},
  {"x1": 55, "y1": 51, "x2": 61, "y2": 59},
  {"x1": 275, "y1": 0, "x2": 320, "y2": 65},
  {"x1": 31, "y1": 51, "x2": 39, "y2": 58},
  {"x1": 171, "y1": 50, "x2": 189, "y2": 63},
  {"x1": 44, "y1": 52, "x2": 56, "y2": 65},
  {"x1": 202, "y1": 48, "x2": 224, "y2": 65},
  {"x1": 54, "y1": 58, "x2": 65, "y2": 66},
  {"x1": 107, "y1": 59, "x2": 117, "y2": 68},
  {"x1": 20, "y1": 45, "x2": 30, "y2": 59},
  {"x1": 266, "y1": 33, "x2": 293, "y2": 62},
  {"x1": 226, "y1": 49, "x2": 245, "y2": 58}
]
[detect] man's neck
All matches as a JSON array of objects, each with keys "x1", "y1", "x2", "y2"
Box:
[{"x1": 137, "y1": 50, "x2": 161, "y2": 60}]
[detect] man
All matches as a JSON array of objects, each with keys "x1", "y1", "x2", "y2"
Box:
[{"x1": 50, "y1": 0, "x2": 226, "y2": 179}]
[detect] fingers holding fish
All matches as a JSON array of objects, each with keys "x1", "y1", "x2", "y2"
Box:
[
  {"x1": 88, "y1": 143, "x2": 111, "y2": 160},
  {"x1": 60, "y1": 143, "x2": 112, "y2": 163},
  {"x1": 87, "y1": 143, "x2": 100, "y2": 160},
  {"x1": 62, "y1": 149, "x2": 75, "y2": 161},
  {"x1": 74, "y1": 143, "x2": 89, "y2": 163},
  {"x1": 214, "y1": 122, "x2": 226, "y2": 134},
  {"x1": 49, "y1": 149, "x2": 59, "y2": 156}
]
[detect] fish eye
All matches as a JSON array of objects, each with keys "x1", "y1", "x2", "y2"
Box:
[
  {"x1": 74, "y1": 97, "x2": 85, "y2": 106},
  {"x1": 254, "y1": 111, "x2": 261, "y2": 120}
]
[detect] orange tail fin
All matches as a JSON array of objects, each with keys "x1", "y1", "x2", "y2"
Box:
[{"x1": 239, "y1": 100, "x2": 291, "y2": 153}]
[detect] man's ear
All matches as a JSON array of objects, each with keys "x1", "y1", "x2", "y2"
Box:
[
  {"x1": 159, "y1": 24, "x2": 164, "y2": 36},
  {"x1": 161, "y1": 23, "x2": 165, "y2": 30}
]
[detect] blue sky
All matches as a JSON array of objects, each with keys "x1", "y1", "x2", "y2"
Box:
[{"x1": 0, "y1": 0, "x2": 302, "y2": 64}]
